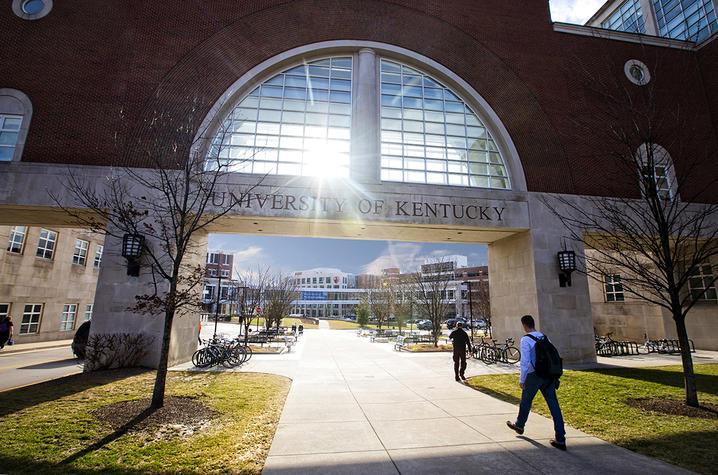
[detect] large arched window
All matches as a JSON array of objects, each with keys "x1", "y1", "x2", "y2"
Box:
[
  {"x1": 207, "y1": 50, "x2": 512, "y2": 190},
  {"x1": 210, "y1": 57, "x2": 353, "y2": 178}
]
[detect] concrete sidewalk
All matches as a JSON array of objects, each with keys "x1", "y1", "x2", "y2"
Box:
[
  {"x1": 0, "y1": 338, "x2": 72, "y2": 355},
  {"x1": 215, "y1": 330, "x2": 688, "y2": 475}
]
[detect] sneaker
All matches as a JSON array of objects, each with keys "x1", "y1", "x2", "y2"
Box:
[
  {"x1": 506, "y1": 421, "x2": 524, "y2": 435},
  {"x1": 460, "y1": 374, "x2": 467, "y2": 381},
  {"x1": 550, "y1": 439, "x2": 567, "y2": 451},
  {"x1": 455, "y1": 376, "x2": 461, "y2": 382}
]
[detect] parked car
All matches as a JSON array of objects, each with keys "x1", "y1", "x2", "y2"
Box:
[
  {"x1": 416, "y1": 319, "x2": 433, "y2": 331},
  {"x1": 72, "y1": 320, "x2": 91, "y2": 359}
]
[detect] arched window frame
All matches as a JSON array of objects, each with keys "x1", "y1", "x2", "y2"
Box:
[
  {"x1": 195, "y1": 41, "x2": 526, "y2": 193},
  {"x1": 0, "y1": 88, "x2": 33, "y2": 162},
  {"x1": 636, "y1": 143, "x2": 677, "y2": 201}
]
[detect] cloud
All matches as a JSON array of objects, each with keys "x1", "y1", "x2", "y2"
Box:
[
  {"x1": 549, "y1": 0, "x2": 606, "y2": 24},
  {"x1": 232, "y1": 245, "x2": 263, "y2": 261},
  {"x1": 361, "y1": 243, "x2": 459, "y2": 274}
]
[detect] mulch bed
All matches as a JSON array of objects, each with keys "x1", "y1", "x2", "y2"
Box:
[
  {"x1": 93, "y1": 396, "x2": 217, "y2": 438},
  {"x1": 626, "y1": 398, "x2": 718, "y2": 419}
]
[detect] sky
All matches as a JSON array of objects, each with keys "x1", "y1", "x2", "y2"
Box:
[
  {"x1": 549, "y1": 0, "x2": 606, "y2": 24},
  {"x1": 208, "y1": 234, "x2": 487, "y2": 276},
  {"x1": 208, "y1": 1, "x2": 603, "y2": 277}
]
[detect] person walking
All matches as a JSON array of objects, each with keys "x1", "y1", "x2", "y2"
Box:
[
  {"x1": 506, "y1": 314, "x2": 566, "y2": 450},
  {"x1": 449, "y1": 321, "x2": 472, "y2": 382},
  {"x1": 0, "y1": 315, "x2": 14, "y2": 350}
]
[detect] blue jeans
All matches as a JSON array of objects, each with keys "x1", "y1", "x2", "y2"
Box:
[{"x1": 516, "y1": 372, "x2": 566, "y2": 443}]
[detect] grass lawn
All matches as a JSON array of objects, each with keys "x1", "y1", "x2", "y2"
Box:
[
  {"x1": 466, "y1": 363, "x2": 718, "y2": 474},
  {"x1": 405, "y1": 344, "x2": 453, "y2": 352},
  {"x1": 0, "y1": 369, "x2": 290, "y2": 474}
]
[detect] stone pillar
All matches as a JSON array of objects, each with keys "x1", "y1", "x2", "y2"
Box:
[
  {"x1": 89, "y1": 228, "x2": 207, "y2": 369},
  {"x1": 488, "y1": 194, "x2": 596, "y2": 365},
  {"x1": 351, "y1": 48, "x2": 380, "y2": 184}
]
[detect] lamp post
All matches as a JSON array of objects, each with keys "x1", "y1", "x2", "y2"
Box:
[
  {"x1": 213, "y1": 270, "x2": 222, "y2": 339},
  {"x1": 462, "y1": 281, "x2": 474, "y2": 340},
  {"x1": 237, "y1": 285, "x2": 248, "y2": 336}
]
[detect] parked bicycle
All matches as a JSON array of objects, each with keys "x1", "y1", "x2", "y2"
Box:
[
  {"x1": 472, "y1": 338, "x2": 520, "y2": 365},
  {"x1": 642, "y1": 334, "x2": 695, "y2": 354},
  {"x1": 192, "y1": 337, "x2": 253, "y2": 368}
]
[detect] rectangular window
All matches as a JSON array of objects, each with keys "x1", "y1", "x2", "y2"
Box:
[
  {"x1": 221, "y1": 269, "x2": 230, "y2": 277},
  {"x1": 653, "y1": 0, "x2": 718, "y2": 42},
  {"x1": 0, "y1": 114, "x2": 22, "y2": 161},
  {"x1": 222, "y1": 254, "x2": 230, "y2": 265},
  {"x1": 93, "y1": 245, "x2": 103, "y2": 268},
  {"x1": 688, "y1": 264, "x2": 717, "y2": 301},
  {"x1": 60, "y1": 304, "x2": 77, "y2": 331},
  {"x1": 72, "y1": 239, "x2": 89, "y2": 266},
  {"x1": 7, "y1": 225, "x2": 27, "y2": 253},
  {"x1": 209, "y1": 269, "x2": 217, "y2": 277},
  {"x1": 208, "y1": 253, "x2": 219, "y2": 264},
  {"x1": 84, "y1": 303, "x2": 93, "y2": 321},
  {"x1": 36, "y1": 229, "x2": 57, "y2": 259},
  {"x1": 605, "y1": 274, "x2": 625, "y2": 302},
  {"x1": 0, "y1": 304, "x2": 9, "y2": 322},
  {"x1": 20, "y1": 304, "x2": 42, "y2": 334}
]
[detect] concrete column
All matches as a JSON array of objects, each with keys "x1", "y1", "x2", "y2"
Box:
[
  {"x1": 351, "y1": 48, "x2": 380, "y2": 184},
  {"x1": 88, "y1": 226, "x2": 207, "y2": 369},
  {"x1": 488, "y1": 195, "x2": 596, "y2": 364}
]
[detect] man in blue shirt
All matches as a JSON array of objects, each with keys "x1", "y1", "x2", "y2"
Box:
[{"x1": 506, "y1": 315, "x2": 566, "y2": 450}]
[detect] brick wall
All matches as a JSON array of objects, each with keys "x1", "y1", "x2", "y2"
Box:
[{"x1": 1, "y1": 0, "x2": 716, "y2": 200}]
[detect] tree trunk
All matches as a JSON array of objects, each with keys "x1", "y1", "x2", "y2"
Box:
[
  {"x1": 151, "y1": 307, "x2": 175, "y2": 409},
  {"x1": 674, "y1": 313, "x2": 699, "y2": 407}
]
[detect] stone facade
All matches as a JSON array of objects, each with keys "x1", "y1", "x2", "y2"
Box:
[{"x1": 0, "y1": 225, "x2": 104, "y2": 343}]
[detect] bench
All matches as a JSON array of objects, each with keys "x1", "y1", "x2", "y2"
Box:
[{"x1": 394, "y1": 335, "x2": 417, "y2": 351}]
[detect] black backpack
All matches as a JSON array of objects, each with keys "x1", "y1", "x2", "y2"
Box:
[{"x1": 526, "y1": 334, "x2": 563, "y2": 380}]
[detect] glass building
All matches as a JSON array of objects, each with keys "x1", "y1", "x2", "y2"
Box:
[{"x1": 588, "y1": 0, "x2": 718, "y2": 43}]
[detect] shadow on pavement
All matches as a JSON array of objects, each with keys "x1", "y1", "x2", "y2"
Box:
[
  {"x1": 0, "y1": 368, "x2": 148, "y2": 418},
  {"x1": 17, "y1": 358, "x2": 83, "y2": 370}
]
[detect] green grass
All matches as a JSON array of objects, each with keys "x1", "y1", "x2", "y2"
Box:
[
  {"x1": 466, "y1": 364, "x2": 718, "y2": 474},
  {"x1": 0, "y1": 369, "x2": 290, "y2": 474}
]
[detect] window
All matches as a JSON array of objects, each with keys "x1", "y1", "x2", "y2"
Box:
[
  {"x1": 208, "y1": 57, "x2": 353, "y2": 178},
  {"x1": 203, "y1": 285, "x2": 215, "y2": 300},
  {"x1": 689, "y1": 264, "x2": 717, "y2": 301},
  {"x1": 605, "y1": 274, "x2": 625, "y2": 302},
  {"x1": 7, "y1": 225, "x2": 27, "y2": 253},
  {"x1": 222, "y1": 254, "x2": 230, "y2": 265},
  {"x1": 601, "y1": 0, "x2": 646, "y2": 33},
  {"x1": 0, "y1": 89, "x2": 32, "y2": 161},
  {"x1": 93, "y1": 245, "x2": 103, "y2": 268},
  {"x1": 0, "y1": 114, "x2": 22, "y2": 161},
  {"x1": 20, "y1": 304, "x2": 42, "y2": 334},
  {"x1": 84, "y1": 304, "x2": 93, "y2": 321},
  {"x1": 11, "y1": 0, "x2": 53, "y2": 20},
  {"x1": 638, "y1": 144, "x2": 674, "y2": 200},
  {"x1": 209, "y1": 269, "x2": 217, "y2": 277},
  {"x1": 36, "y1": 228, "x2": 57, "y2": 259},
  {"x1": 221, "y1": 269, "x2": 230, "y2": 278},
  {"x1": 624, "y1": 60, "x2": 650, "y2": 86},
  {"x1": 72, "y1": 239, "x2": 89, "y2": 266},
  {"x1": 379, "y1": 59, "x2": 509, "y2": 188},
  {"x1": 0, "y1": 304, "x2": 9, "y2": 322},
  {"x1": 59, "y1": 304, "x2": 77, "y2": 331},
  {"x1": 653, "y1": 0, "x2": 718, "y2": 42}
]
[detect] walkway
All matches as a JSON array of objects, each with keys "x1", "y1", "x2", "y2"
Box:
[{"x1": 231, "y1": 330, "x2": 687, "y2": 474}]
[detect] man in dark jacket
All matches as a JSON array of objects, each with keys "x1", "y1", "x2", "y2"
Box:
[{"x1": 449, "y1": 322, "x2": 472, "y2": 381}]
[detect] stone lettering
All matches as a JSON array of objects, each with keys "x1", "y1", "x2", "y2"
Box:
[{"x1": 396, "y1": 201, "x2": 409, "y2": 216}]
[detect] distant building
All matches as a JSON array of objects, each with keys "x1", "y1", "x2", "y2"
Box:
[
  {"x1": 202, "y1": 251, "x2": 239, "y2": 319},
  {"x1": 0, "y1": 225, "x2": 104, "y2": 343},
  {"x1": 292, "y1": 268, "x2": 353, "y2": 289},
  {"x1": 586, "y1": 0, "x2": 718, "y2": 43}
]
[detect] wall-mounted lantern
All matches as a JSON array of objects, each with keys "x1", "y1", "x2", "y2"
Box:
[
  {"x1": 557, "y1": 250, "x2": 576, "y2": 287},
  {"x1": 121, "y1": 233, "x2": 144, "y2": 277}
]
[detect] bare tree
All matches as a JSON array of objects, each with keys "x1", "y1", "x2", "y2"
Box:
[
  {"x1": 392, "y1": 284, "x2": 415, "y2": 335},
  {"x1": 236, "y1": 267, "x2": 270, "y2": 343},
  {"x1": 367, "y1": 285, "x2": 392, "y2": 331},
  {"x1": 412, "y1": 261, "x2": 454, "y2": 346},
  {"x1": 263, "y1": 273, "x2": 298, "y2": 331},
  {"x1": 52, "y1": 102, "x2": 263, "y2": 409},
  {"x1": 544, "y1": 56, "x2": 718, "y2": 407},
  {"x1": 473, "y1": 279, "x2": 491, "y2": 337}
]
